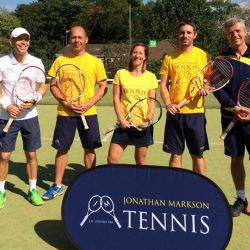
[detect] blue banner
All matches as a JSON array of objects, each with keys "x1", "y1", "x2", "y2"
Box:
[{"x1": 62, "y1": 165, "x2": 232, "y2": 250}]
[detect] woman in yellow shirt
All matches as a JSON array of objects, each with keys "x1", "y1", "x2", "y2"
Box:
[{"x1": 107, "y1": 42, "x2": 158, "y2": 165}]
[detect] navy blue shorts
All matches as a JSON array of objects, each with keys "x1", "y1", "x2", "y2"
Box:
[
  {"x1": 222, "y1": 115, "x2": 250, "y2": 158},
  {"x1": 163, "y1": 113, "x2": 209, "y2": 156},
  {"x1": 0, "y1": 116, "x2": 41, "y2": 152},
  {"x1": 52, "y1": 115, "x2": 102, "y2": 150},
  {"x1": 111, "y1": 126, "x2": 153, "y2": 147}
]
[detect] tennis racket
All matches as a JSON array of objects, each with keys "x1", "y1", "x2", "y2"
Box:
[
  {"x1": 103, "y1": 97, "x2": 162, "y2": 137},
  {"x1": 177, "y1": 57, "x2": 234, "y2": 108},
  {"x1": 220, "y1": 78, "x2": 250, "y2": 140},
  {"x1": 55, "y1": 64, "x2": 89, "y2": 130},
  {"x1": 3, "y1": 66, "x2": 46, "y2": 133},
  {"x1": 101, "y1": 195, "x2": 121, "y2": 228},
  {"x1": 80, "y1": 195, "x2": 102, "y2": 227}
]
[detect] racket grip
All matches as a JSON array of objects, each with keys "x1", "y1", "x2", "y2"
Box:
[
  {"x1": 3, "y1": 118, "x2": 14, "y2": 133},
  {"x1": 81, "y1": 115, "x2": 89, "y2": 130},
  {"x1": 80, "y1": 215, "x2": 89, "y2": 227},
  {"x1": 176, "y1": 98, "x2": 188, "y2": 109},
  {"x1": 220, "y1": 121, "x2": 235, "y2": 140},
  {"x1": 114, "y1": 216, "x2": 122, "y2": 228},
  {"x1": 103, "y1": 125, "x2": 118, "y2": 135}
]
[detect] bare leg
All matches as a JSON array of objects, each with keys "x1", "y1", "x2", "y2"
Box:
[
  {"x1": 169, "y1": 154, "x2": 182, "y2": 168},
  {"x1": 135, "y1": 146, "x2": 148, "y2": 165},
  {"x1": 54, "y1": 150, "x2": 68, "y2": 185},
  {"x1": 25, "y1": 151, "x2": 38, "y2": 180},
  {"x1": 84, "y1": 148, "x2": 96, "y2": 170},
  {"x1": 107, "y1": 143, "x2": 127, "y2": 164},
  {"x1": 231, "y1": 156, "x2": 245, "y2": 191},
  {"x1": 191, "y1": 154, "x2": 206, "y2": 175},
  {"x1": 0, "y1": 152, "x2": 11, "y2": 181}
]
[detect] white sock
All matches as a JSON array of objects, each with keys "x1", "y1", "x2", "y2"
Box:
[
  {"x1": 29, "y1": 179, "x2": 37, "y2": 191},
  {"x1": 237, "y1": 190, "x2": 246, "y2": 201},
  {"x1": 0, "y1": 180, "x2": 6, "y2": 192}
]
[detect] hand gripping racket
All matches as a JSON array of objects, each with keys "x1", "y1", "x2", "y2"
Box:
[
  {"x1": 103, "y1": 97, "x2": 162, "y2": 137},
  {"x1": 3, "y1": 66, "x2": 46, "y2": 133},
  {"x1": 55, "y1": 64, "x2": 89, "y2": 130},
  {"x1": 177, "y1": 57, "x2": 234, "y2": 108},
  {"x1": 220, "y1": 78, "x2": 250, "y2": 140}
]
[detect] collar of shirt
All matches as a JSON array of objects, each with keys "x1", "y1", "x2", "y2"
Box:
[
  {"x1": 9, "y1": 51, "x2": 31, "y2": 66},
  {"x1": 222, "y1": 44, "x2": 250, "y2": 58}
]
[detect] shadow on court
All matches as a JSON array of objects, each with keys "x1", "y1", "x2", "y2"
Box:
[
  {"x1": 34, "y1": 220, "x2": 77, "y2": 250},
  {"x1": 7, "y1": 160, "x2": 85, "y2": 194}
]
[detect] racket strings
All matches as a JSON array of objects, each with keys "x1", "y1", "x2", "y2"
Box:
[
  {"x1": 57, "y1": 66, "x2": 85, "y2": 104},
  {"x1": 203, "y1": 61, "x2": 232, "y2": 89},
  {"x1": 15, "y1": 67, "x2": 45, "y2": 103},
  {"x1": 130, "y1": 104, "x2": 146, "y2": 126},
  {"x1": 239, "y1": 82, "x2": 250, "y2": 107}
]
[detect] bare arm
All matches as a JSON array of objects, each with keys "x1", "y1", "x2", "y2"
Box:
[
  {"x1": 160, "y1": 74, "x2": 179, "y2": 115},
  {"x1": 113, "y1": 84, "x2": 130, "y2": 129},
  {"x1": 81, "y1": 79, "x2": 108, "y2": 113}
]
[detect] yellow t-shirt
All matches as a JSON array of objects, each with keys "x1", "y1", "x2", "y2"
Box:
[
  {"x1": 160, "y1": 47, "x2": 209, "y2": 114},
  {"x1": 48, "y1": 52, "x2": 107, "y2": 116},
  {"x1": 113, "y1": 69, "x2": 158, "y2": 124}
]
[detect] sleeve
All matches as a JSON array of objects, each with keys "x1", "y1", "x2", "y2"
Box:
[
  {"x1": 213, "y1": 89, "x2": 237, "y2": 108},
  {"x1": 37, "y1": 59, "x2": 45, "y2": 72},
  {"x1": 160, "y1": 55, "x2": 170, "y2": 75},
  {"x1": 149, "y1": 72, "x2": 159, "y2": 90},
  {"x1": 96, "y1": 58, "x2": 107, "y2": 82},
  {"x1": 113, "y1": 70, "x2": 121, "y2": 85},
  {"x1": 48, "y1": 58, "x2": 60, "y2": 78}
]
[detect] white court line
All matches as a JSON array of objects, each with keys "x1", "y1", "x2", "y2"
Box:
[{"x1": 33, "y1": 137, "x2": 223, "y2": 146}]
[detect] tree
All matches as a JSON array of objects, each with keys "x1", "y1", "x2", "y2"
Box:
[
  {"x1": 0, "y1": 8, "x2": 20, "y2": 55},
  {"x1": 15, "y1": 0, "x2": 91, "y2": 70}
]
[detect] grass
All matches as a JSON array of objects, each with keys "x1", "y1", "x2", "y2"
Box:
[{"x1": 1, "y1": 101, "x2": 250, "y2": 249}]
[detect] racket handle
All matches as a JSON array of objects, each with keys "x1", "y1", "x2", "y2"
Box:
[
  {"x1": 220, "y1": 121, "x2": 236, "y2": 140},
  {"x1": 80, "y1": 215, "x2": 89, "y2": 227},
  {"x1": 3, "y1": 118, "x2": 14, "y2": 133},
  {"x1": 113, "y1": 216, "x2": 122, "y2": 228},
  {"x1": 176, "y1": 98, "x2": 188, "y2": 109},
  {"x1": 81, "y1": 115, "x2": 89, "y2": 130},
  {"x1": 103, "y1": 125, "x2": 119, "y2": 136}
]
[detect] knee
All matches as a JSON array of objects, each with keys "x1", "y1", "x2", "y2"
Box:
[
  {"x1": 0, "y1": 153, "x2": 11, "y2": 162},
  {"x1": 107, "y1": 154, "x2": 118, "y2": 164}
]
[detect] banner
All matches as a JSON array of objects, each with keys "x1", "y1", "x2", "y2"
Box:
[{"x1": 62, "y1": 165, "x2": 232, "y2": 250}]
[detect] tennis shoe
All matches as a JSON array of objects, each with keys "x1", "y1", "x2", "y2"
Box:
[
  {"x1": 28, "y1": 189, "x2": 44, "y2": 206},
  {"x1": 231, "y1": 197, "x2": 248, "y2": 217},
  {"x1": 42, "y1": 184, "x2": 63, "y2": 200},
  {"x1": 0, "y1": 191, "x2": 6, "y2": 209}
]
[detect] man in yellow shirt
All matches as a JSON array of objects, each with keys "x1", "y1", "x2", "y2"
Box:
[
  {"x1": 43, "y1": 26, "x2": 107, "y2": 200},
  {"x1": 160, "y1": 21, "x2": 209, "y2": 175}
]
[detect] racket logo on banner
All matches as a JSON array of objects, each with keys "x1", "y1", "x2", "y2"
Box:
[{"x1": 80, "y1": 195, "x2": 122, "y2": 228}]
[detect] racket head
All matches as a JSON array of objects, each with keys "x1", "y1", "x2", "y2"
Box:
[
  {"x1": 128, "y1": 97, "x2": 162, "y2": 128},
  {"x1": 185, "y1": 76, "x2": 202, "y2": 101},
  {"x1": 55, "y1": 64, "x2": 85, "y2": 104},
  {"x1": 237, "y1": 78, "x2": 250, "y2": 108},
  {"x1": 200, "y1": 58, "x2": 233, "y2": 92},
  {"x1": 14, "y1": 66, "x2": 45, "y2": 104}
]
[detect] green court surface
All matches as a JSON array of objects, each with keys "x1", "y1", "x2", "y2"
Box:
[{"x1": 1, "y1": 101, "x2": 250, "y2": 249}]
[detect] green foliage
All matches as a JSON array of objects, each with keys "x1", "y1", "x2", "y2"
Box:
[
  {"x1": 147, "y1": 60, "x2": 162, "y2": 79},
  {"x1": 0, "y1": 8, "x2": 21, "y2": 55},
  {"x1": 10, "y1": 0, "x2": 243, "y2": 69},
  {"x1": 15, "y1": 0, "x2": 91, "y2": 71},
  {"x1": 103, "y1": 43, "x2": 130, "y2": 78}
]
